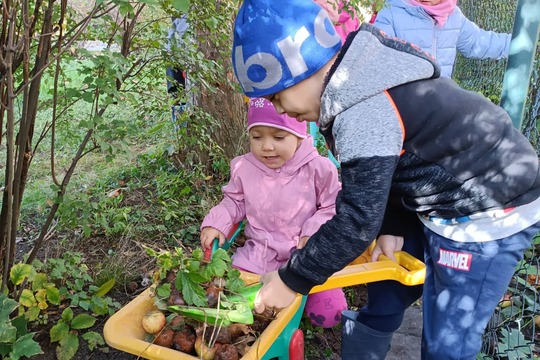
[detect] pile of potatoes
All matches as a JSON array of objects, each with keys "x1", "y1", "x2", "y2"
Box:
[{"x1": 142, "y1": 309, "x2": 273, "y2": 360}]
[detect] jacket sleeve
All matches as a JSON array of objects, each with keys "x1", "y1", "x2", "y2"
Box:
[
  {"x1": 373, "y1": 8, "x2": 397, "y2": 37},
  {"x1": 279, "y1": 157, "x2": 397, "y2": 294},
  {"x1": 378, "y1": 199, "x2": 420, "y2": 237},
  {"x1": 279, "y1": 96, "x2": 403, "y2": 294},
  {"x1": 300, "y1": 158, "x2": 341, "y2": 237},
  {"x1": 200, "y1": 158, "x2": 246, "y2": 236},
  {"x1": 455, "y1": 7, "x2": 510, "y2": 60}
]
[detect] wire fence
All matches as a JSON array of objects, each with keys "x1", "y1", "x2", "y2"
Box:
[{"x1": 454, "y1": 1, "x2": 540, "y2": 358}]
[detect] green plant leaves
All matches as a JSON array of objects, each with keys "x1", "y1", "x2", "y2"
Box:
[
  {"x1": 18, "y1": 289, "x2": 36, "y2": 308},
  {"x1": 0, "y1": 322, "x2": 17, "y2": 343},
  {"x1": 176, "y1": 272, "x2": 207, "y2": 307},
  {"x1": 94, "y1": 279, "x2": 115, "y2": 298},
  {"x1": 56, "y1": 333, "x2": 79, "y2": 360},
  {"x1": 171, "y1": 0, "x2": 190, "y2": 13},
  {"x1": 45, "y1": 286, "x2": 61, "y2": 306},
  {"x1": 497, "y1": 328, "x2": 532, "y2": 360},
  {"x1": 9, "y1": 264, "x2": 32, "y2": 286},
  {"x1": 71, "y1": 314, "x2": 97, "y2": 330},
  {"x1": 203, "y1": 249, "x2": 228, "y2": 278},
  {"x1": 62, "y1": 308, "x2": 74, "y2": 323},
  {"x1": 50, "y1": 322, "x2": 70, "y2": 343},
  {"x1": 0, "y1": 295, "x2": 19, "y2": 320},
  {"x1": 82, "y1": 332, "x2": 105, "y2": 351},
  {"x1": 10, "y1": 333, "x2": 43, "y2": 359}
]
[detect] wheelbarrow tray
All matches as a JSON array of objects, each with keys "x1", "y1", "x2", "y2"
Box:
[
  {"x1": 103, "y1": 273, "x2": 303, "y2": 360},
  {"x1": 103, "y1": 251, "x2": 425, "y2": 359}
]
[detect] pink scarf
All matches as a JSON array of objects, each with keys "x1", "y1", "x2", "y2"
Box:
[{"x1": 406, "y1": 0, "x2": 457, "y2": 27}]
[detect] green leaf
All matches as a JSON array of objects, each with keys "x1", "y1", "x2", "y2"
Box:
[
  {"x1": 71, "y1": 314, "x2": 96, "y2": 330},
  {"x1": 0, "y1": 295, "x2": 19, "y2": 320},
  {"x1": 35, "y1": 289, "x2": 48, "y2": 310},
  {"x1": 18, "y1": 289, "x2": 36, "y2": 308},
  {"x1": 25, "y1": 306, "x2": 40, "y2": 322},
  {"x1": 225, "y1": 269, "x2": 245, "y2": 294},
  {"x1": 203, "y1": 249, "x2": 229, "y2": 278},
  {"x1": 31, "y1": 273, "x2": 48, "y2": 291},
  {"x1": 11, "y1": 333, "x2": 43, "y2": 358},
  {"x1": 56, "y1": 333, "x2": 79, "y2": 360},
  {"x1": 0, "y1": 322, "x2": 17, "y2": 343},
  {"x1": 10, "y1": 264, "x2": 32, "y2": 286},
  {"x1": 94, "y1": 279, "x2": 115, "y2": 298},
  {"x1": 191, "y1": 248, "x2": 203, "y2": 262},
  {"x1": 156, "y1": 283, "x2": 172, "y2": 299},
  {"x1": 89, "y1": 296, "x2": 109, "y2": 316},
  {"x1": 148, "y1": 122, "x2": 166, "y2": 135},
  {"x1": 118, "y1": 2, "x2": 134, "y2": 16},
  {"x1": 177, "y1": 272, "x2": 207, "y2": 307},
  {"x1": 61, "y1": 308, "x2": 74, "y2": 323},
  {"x1": 46, "y1": 287, "x2": 61, "y2": 305},
  {"x1": 171, "y1": 0, "x2": 190, "y2": 13},
  {"x1": 138, "y1": 0, "x2": 158, "y2": 4},
  {"x1": 496, "y1": 328, "x2": 531, "y2": 359},
  {"x1": 11, "y1": 315, "x2": 28, "y2": 337},
  {"x1": 0, "y1": 343, "x2": 10, "y2": 357},
  {"x1": 82, "y1": 331, "x2": 104, "y2": 351},
  {"x1": 50, "y1": 322, "x2": 69, "y2": 343},
  {"x1": 186, "y1": 260, "x2": 200, "y2": 273}
]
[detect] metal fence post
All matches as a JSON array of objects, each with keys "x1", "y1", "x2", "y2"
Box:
[{"x1": 500, "y1": 0, "x2": 540, "y2": 130}]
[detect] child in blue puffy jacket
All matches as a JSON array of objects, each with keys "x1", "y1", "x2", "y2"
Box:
[{"x1": 373, "y1": 0, "x2": 510, "y2": 77}]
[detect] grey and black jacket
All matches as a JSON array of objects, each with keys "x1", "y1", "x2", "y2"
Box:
[{"x1": 279, "y1": 23, "x2": 540, "y2": 295}]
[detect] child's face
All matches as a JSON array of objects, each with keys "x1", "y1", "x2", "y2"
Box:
[
  {"x1": 249, "y1": 126, "x2": 302, "y2": 169},
  {"x1": 414, "y1": 0, "x2": 442, "y2": 5},
  {"x1": 267, "y1": 72, "x2": 324, "y2": 123}
]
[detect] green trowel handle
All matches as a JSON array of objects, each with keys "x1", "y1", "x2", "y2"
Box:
[{"x1": 226, "y1": 283, "x2": 262, "y2": 308}]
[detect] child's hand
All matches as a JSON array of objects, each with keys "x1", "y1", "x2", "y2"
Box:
[
  {"x1": 297, "y1": 236, "x2": 310, "y2": 249},
  {"x1": 200, "y1": 227, "x2": 226, "y2": 250},
  {"x1": 254, "y1": 271, "x2": 297, "y2": 314},
  {"x1": 371, "y1": 235, "x2": 404, "y2": 262}
]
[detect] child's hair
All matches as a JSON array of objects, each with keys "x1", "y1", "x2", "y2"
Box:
[
  {"x1": 248, "y1": 98, "x2": 307, "y2": 138},
  {"x1": 232, "y1": 0, "x2": 342, "y2": 97}
]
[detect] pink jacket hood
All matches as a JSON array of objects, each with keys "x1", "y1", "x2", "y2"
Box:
[{"x1": 201, "y1": 136, "x2": 341, "y2": 274}]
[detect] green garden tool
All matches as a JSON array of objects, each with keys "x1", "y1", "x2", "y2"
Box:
[{"x1": 168, "y1": 283, "x2": 261, "y2": 326}]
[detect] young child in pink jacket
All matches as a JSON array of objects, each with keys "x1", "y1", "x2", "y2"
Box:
[{"x1": 200, "y1": 97, "x2": 346, "y2": 328}]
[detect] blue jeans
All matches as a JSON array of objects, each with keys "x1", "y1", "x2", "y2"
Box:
[{"x1": 357, "y1": 218, "x2": 540, "y2": 360}]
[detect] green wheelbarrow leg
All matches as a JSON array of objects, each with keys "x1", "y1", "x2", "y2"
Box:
[{"x1": 262, "y1": 296, "x2": 308, "y2": 360}]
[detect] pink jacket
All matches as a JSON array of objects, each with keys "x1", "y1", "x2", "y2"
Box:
[{"x1": 201, "y1": 136, "x2": 341, "y2": 274}]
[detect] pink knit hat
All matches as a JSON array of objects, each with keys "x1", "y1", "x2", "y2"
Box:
[{"x1": 247, "y1": 98, "x2": 307, "y2": 138}]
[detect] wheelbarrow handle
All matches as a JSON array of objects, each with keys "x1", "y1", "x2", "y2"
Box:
[{"x1": 309, "y1": 251, "x2": 426, "y2": 294}]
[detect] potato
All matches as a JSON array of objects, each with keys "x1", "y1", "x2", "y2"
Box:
[
  {"x1": 173, "y1": 326, "x2": 196, "y2": 353},
  {"x1": 169, "y1": 315, "x2": 186, "y2": 330},
  {"x1": 215, "y1": 343, "x2": 239, "y2": 360},
  {"x1": 168, "y1": 289, "x2": 186, "y2": 306},
  {"x1": 154, "y1": 327, "x2": 174, "y2": 348},
  {"x1": 195, "y1": 335, "x2": 217, "y2": 360},
  {"x1": 205, "y1": 283, "x2": 220, "y2": 307},
  {"x1": 205, "y1": 326, "x2": 231, "y2": 344},
  {"x1": 142, "y1": 310, "x2": 166, "y2": 334}
]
